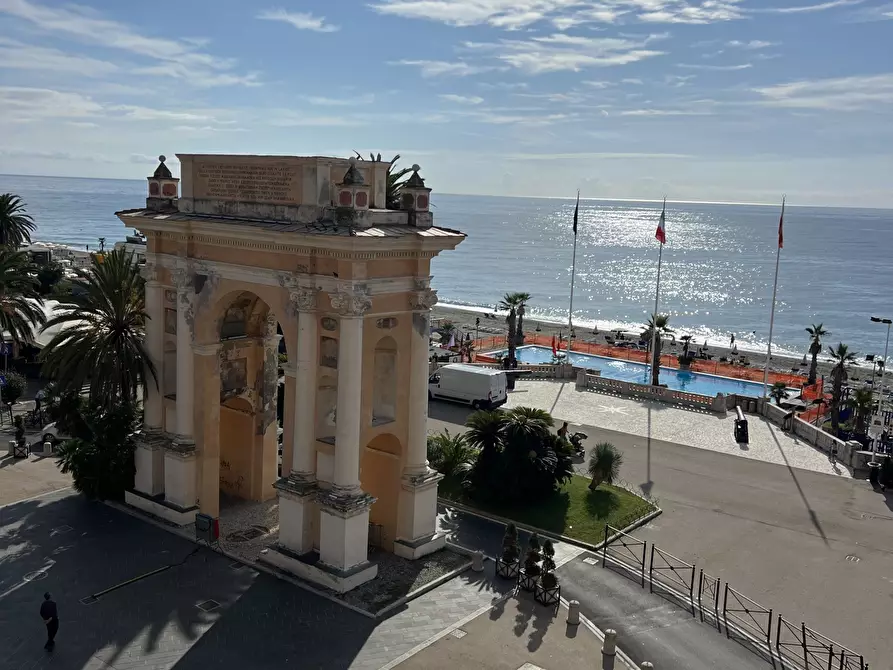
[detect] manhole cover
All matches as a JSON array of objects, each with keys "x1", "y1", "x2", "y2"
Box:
[
  {"x1": 24, "y1": 570, "x2": 48, "y2": 582},
  {"x1": 846, "y1": 555, "x2": 861, "y2": 563},
  {"x1": 583, "y1": 557, "x2": 599, "y2": 565},
  {"x1": 197, "y1": 599, "x2": 220, "y2": 613},
  {"x1": 450, "y1": 629, "x2": 467, "y2": 639}
]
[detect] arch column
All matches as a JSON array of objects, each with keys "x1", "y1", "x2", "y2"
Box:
[
  {"x1": 133, "y1": 260, "x2": 165, "y2": 496},
  {"x1": 395, "y1": 284, "x2": 446, "y2": 559},
  {"x1": 273, "y1": 287, "x2": 320, "y2": 555},
  {"x1": 194, "y1": 342, "x2": 222, "y2": 518}
]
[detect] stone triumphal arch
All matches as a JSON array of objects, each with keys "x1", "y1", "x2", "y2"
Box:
[{"x1": 118, "y1": 153, "x2": 464, "y2": 592}]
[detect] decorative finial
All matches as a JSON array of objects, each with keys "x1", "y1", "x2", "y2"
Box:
[
  {"x1": 349, "y1": 156, "x2": 357, "y2": 166},
  {"x1": 412, "y1": 164, "x2": 420, "y2": 172},
  {"x1": 158, "y1": 154, "x2": 166, "y2": 163}
]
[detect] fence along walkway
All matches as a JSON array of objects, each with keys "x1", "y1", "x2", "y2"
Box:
[{"x1": 597, "y1": 526, "x2": 868, "y2": 670}]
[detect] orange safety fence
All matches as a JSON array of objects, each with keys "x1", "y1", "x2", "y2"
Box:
[{"x1": 470, "y1": 333, "x2": 810, "y2": 390}]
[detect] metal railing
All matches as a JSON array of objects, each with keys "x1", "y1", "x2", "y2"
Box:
[
  {"x1": 723, "y1": 583, "x2": 773, "y2": 649},
  {"x1": 602, "y1": 524, "x2": 647, "y2": 587},
  {"x1": 649, "y1": 545, "x2": 696, "y2": 615},
  {"x1": 776, "y1": 617, "x2": 866, "y2": 670},
  {"x1": 697, "y1": 569, "x2": 721, "y2": 628}
]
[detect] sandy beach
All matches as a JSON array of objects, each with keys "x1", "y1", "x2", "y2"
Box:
[{"x1": 431, "y1": 304, "x2": 888, "y2": 387}]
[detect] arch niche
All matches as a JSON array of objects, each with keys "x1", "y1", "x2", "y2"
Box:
[{"x1": 361, "y1": 432, "x2": 403, "y2": 551}]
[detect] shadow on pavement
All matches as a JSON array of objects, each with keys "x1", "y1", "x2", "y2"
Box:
[{"x1": 0, "y1": 490, "x2": 377, "y2": 670}]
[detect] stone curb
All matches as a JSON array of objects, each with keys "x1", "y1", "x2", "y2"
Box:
[
  {"x1": 374, "y1": 549, "x2": 474, "y2": 619},
  {"x1": 438, "y1": 497, "x2": 663, "y2": 555}
]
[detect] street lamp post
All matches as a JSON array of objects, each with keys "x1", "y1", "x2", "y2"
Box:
[{"x1": 870, "y1": 316, "x2": 892, "y2": 435}]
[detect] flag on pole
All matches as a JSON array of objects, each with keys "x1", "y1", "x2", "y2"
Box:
[
  {"x1": 551, "y1": 335, "x2": 558, "y2": 356},
  {"x1": 655, "y1": 202, "x2": 666, "y2": 245},
  {"x1": 778, "y1": 197, "x2": 785, "y2": 249},
  {"x1": 572, "y1": 191, "x2": 580, "y2": 235}
]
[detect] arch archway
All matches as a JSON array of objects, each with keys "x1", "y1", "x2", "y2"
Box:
[{"x1": 361, "y1": 433, "x2": 403, "y2": 552}]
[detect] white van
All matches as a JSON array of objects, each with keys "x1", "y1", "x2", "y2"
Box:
[{"x1": 428, "y1": 363, "x2": 508, "y2": 410}]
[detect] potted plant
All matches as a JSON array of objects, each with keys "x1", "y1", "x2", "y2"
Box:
[
  {"x1": 518, "y1": 532, "x2": 542, "y2": 591},
  {"x1": 495, "y1": 522, "x2": 521, "y2": 580},
  {"x1": 535, "y1": 539, "x2": 560, "y2": 606}
]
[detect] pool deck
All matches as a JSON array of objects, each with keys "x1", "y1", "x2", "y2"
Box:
[{"x1": 506, "y1": 379, "x2": 850, "y2": 478}]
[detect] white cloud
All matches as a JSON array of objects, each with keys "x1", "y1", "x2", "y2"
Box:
[
  {"x1": 678, "y1": 62, "x2": 752, "y2": 70},
  {"x1": 622, "y1": 78, "x2": 644, "y2": 84},
  {"x1": 0, "y1": 86, "x2": 103, "y2": 120},
  {"x1": 0, "y1": 0, "x2": 257, "y2": 87},
  {"x1": 504, "y1": 151, "x2": 695, "y2": 160},
  {"x1": 727, "y1": 39, "x2": 776, "y2": 49},
  {"x1": 256, "y1": 8, "x2": 339, "y2": 32},
  {"x1": 620, "y1": 108, "x2": 711, "y2": 116},
  {"x1": 391, "y1": 60, "x2": 501, "y2": 77},
  {"x1": 0, "y1": 38, "x2": 120, "y2": 76},
  {"x1": 664, "y1": 74, "x2": 696, "y2": 86},
  {"x1": 371, "y1": 0, "x2": 741, "y2": 28},
  {"x1": 756, "y1": 0, "x2": 862, "y2": 12},
  {"x1": 754, "y1": 73, "x2": 893, "y2": 110},
  {"x1": 110, "y1": 106, "x2": 217, "y2": 122},
  {"x1": 439, "y1": 94, "x2": 485, "y2": 104},
  {"x1": 467, "y1": 33, "x2": 666, "y2": 74},
  {"x1": 303, "y1": 94, "x2": 375, "y2": 105}
]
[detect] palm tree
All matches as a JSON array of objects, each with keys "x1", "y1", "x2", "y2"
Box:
[
  {"x1": 501, "y1": 406, "x2": 554, "y2": 448},
  {"x1": 588, "y1": 442, "x2": 624, "y2": 490},
  {"x1": 828, "y1": 342, "x2": 857, "y2": 433},
  {"x1": 465, "y1": 409, "x2": 506, "y2": 454},
  {"x1": 847, "y1": 387, "x2": 874, "y2": 435},
  {"x1": 642, "y1": 314, "x2": 674, "y2": 386},
  {"x1": 98, "y1": 237, "x2": 106, "y2": 253},
  {"x1": 499, "y1": 292, "x2": 530, "y2": 364},
  {"x1": 352, "y1": 152, "x2": 413, "y2": 209},
  {"x1": 426, "y1": 429, "x2": 478, "y2": 480},
  {"x1": 769, "y1": 381, "x2": 789, "y2": 404},
  {"x1": 805, "y1": 323, "x2": 829, "y2": 386},
  {"x1": 40, "y1": 248, "x2": 156, "y2": 409},
  {"x1": 680, "y1": 334, "x2": 692, "y2": 359},
  {"x1": 0, "y1": 249, "x2": 45, "y2": 347},
  {"x1": 0, "y1": 194, "x2": 37, "y2": 248}
]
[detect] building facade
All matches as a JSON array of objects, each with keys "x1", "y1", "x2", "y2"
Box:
[{"x1": 117, "y1": 153, "x2": 464, "y2": 592}]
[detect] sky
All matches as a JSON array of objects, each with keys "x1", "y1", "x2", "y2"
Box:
[{"x1": 0, "y1": 0, "x2": 891, "y2": 207}]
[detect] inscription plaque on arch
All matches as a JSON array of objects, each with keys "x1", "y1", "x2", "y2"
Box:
[{"x1": 192, "y1": 159, "x2": 301, "y2": 205}]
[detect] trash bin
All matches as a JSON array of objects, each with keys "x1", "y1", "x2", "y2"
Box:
[
  {"x1": 869, "y1": 461, "x2": 881, "y2": 486},
  {"x1": 734, "y1": 406, "x2": 749, "y2": 444}
]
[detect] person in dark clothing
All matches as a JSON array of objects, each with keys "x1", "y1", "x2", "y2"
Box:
[{"x1": 40, "y1": 592, "x2": 58, "y2": 650}]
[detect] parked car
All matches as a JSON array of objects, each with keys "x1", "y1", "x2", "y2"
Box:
[{"x1": 31, "y1": 422, "x2": 69, "y2": 448}]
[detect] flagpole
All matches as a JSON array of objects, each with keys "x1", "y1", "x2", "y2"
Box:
[
  {"x1": 762, "y1": 196, "x2": 785, "y2": 398},
  {"x1": 567, "y1": 190, "x2": 579, "y2": 354},
  {"x1": 650, "y1": 198, "x2": 666, "y2": 385}
]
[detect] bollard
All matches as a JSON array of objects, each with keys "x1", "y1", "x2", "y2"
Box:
[
  {"x1": 42, "y1": 441, "x2": 53, "y2": 457},
  {"x1": 601, "y1": 629, "x2": 617, "y2": 670},
  {"x1": 471, "y1": 550, "x2": 484, "y2": 572},
  {"x1": 641, "y1": 663, "x2": 654, "y2": 669},
  {"x1": 566, "y1": 600, "x2": 580, "y2": 625},
  {"x1": 7, "y1": 439, "x2": 15, "y2": 456}
]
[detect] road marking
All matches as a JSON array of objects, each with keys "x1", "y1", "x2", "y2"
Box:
[
  {"x1": 583, "y1": 557, "x2": 599, "y2": 566},
  {"x1": 845, "y1": 555, "x2": 861, "y2": 563}
]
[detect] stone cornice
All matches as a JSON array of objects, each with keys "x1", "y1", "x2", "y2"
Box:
[
  {"x1": 409, "y1": 288, "x2": 438, "y2": 311},
  {"x1": 170, "y1": 268, "x2": 192, "y2": 291}
]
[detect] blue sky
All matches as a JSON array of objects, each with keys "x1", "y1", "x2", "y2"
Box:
[{"x1": 0, "y1": 0, "x2": 891, "y2": 206}]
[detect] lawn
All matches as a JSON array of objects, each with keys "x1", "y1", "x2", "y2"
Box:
[{"x1": 439, "y1": 474, "x2": 655, "y2": 546}]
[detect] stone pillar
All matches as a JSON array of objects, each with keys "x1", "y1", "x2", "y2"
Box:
[
  {"x1": 395, "y1": 283, "x2": 446, "y2": 559},
  {"x1": 164, "y1": 267, "x2": 197, "y2": 513},
  {"x1": 280, "y1": 363, "x2": 296, "y2": 479},
  {"x1": 274, "y1": 287, "x2": 320, "y2": 556},
  {"x1": 131, "y1": 261, "x2": 165, "y2": 497},
  {"x1": 194, "y1": 342, "x2": 221, "y2": 518},
  {"x1": 172, "y1": 268, "x2": 195, "y2": 448},
  {"x1": 316, "y1": 288, "x2": 377, "y2": 587}
]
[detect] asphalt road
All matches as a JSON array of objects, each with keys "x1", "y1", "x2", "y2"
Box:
[{"x1": 429, "y1": 399, "x2": 893, "y2": 668}]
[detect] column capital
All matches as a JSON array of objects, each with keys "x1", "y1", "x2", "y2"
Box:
[
  {"x1": 171, "y1": 267, "x2": 193, "y2": 292},
  {"x1": 331, "y1": 288, "x2": 371, "y2": 317},
  {"x1": 409, "y1": 288, "x2": 438, "y2": 311},
  {"x1": 140, "y1": 261, "x2": 158, "y2": 283}
]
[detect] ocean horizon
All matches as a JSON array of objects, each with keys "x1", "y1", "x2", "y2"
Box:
[{"x1": 3, "y1": 173, "x2": 892, "y2": 363}]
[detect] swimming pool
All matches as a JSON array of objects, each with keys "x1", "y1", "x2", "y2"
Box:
[{"x1": 491, "y1": 345, "x2": 769, "y2": 398}]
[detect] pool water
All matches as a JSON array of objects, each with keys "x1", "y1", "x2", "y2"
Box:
[{"x1": 492, "y1": 345, "x2": 769, "y2": 398}]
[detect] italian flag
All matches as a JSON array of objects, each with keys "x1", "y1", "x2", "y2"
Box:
[{"x1": 655, "y1": 203, "x2": 666, "y2": 245}]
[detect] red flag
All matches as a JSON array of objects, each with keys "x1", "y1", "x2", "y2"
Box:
[
  {"x1": 551, "y1": 335, "x2": 558, "y2": 356},
  {"x1": 655, "y1": 203, "x2": 666, "y2": 245},
  {"x1": 778, "y1": 198, "x2": 785, "y2": 249}
]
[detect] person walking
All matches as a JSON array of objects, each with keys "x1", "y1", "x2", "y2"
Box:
[{"x1": 40, "y1": 592, "x2": 58, "y2": 651}]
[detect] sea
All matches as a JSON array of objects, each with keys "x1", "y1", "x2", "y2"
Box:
[{"x1": 3, "y1": 173, "x2": 892, "y2": 362}]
